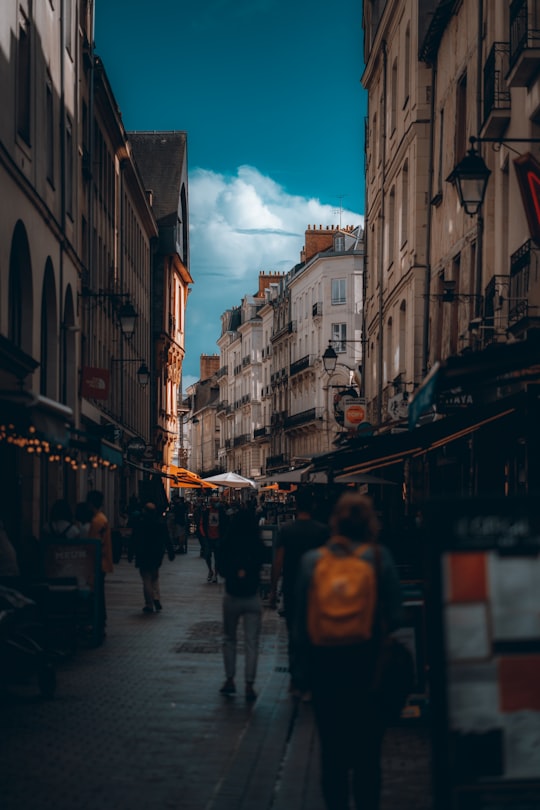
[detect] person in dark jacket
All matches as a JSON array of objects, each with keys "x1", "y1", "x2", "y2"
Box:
[
  {"x1": 129, "y1": 502, "x2": 175, "y2": 613},
  {"x1": 216, "y1": 507, "x2": 265, "y2": 701}
]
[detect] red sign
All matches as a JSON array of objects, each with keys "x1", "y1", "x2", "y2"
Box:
[
  {"x1": 81, "y1": 367, "x2": 110, "y2": 400},
  {"x1": 514, "y1": 152, "x2": 540, "y2": 245}
]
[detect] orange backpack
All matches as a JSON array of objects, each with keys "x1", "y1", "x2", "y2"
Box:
[{"x1": 307, "y1": 539, "x2": 377, "y2": 646}]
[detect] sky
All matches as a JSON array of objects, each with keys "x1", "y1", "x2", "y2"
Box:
[{"x1": 94, "y1": 0, "x2": 367, "y2": 389}]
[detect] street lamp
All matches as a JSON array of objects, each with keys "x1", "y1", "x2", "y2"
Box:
[
  {"x1": 446, "y1": 143, "x2": 491, "y2": 216},
  {"x1": 117, "y1": 301, "x2": 138, "y2": 338},
  {"x1": 322, "y1": 343, "x2": 338, "y2": 374},
  {"x1": 111, "y1": 358, "x2": 150, "y2": 388},
  {"x1": 80, "y1": 290, "x2": 139, "y2": 339},
  {"x1": 447, "y1": 136, "x2": 540, "y2": 217}
]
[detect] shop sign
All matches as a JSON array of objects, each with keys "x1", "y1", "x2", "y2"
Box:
[
  {"x1": 438, "y1": 388, "x2": 474, "y2": 412},
  {"x1": 127, "y1": 437, "x2": 146, "y2": 456},
  {"x1": 81, "y1": 367, "x2": 109, "y2": 401}
]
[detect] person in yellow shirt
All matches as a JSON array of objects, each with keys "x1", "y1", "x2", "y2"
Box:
[{"x1": 87, "y1": 490, "x2": 113, "y2": 642}]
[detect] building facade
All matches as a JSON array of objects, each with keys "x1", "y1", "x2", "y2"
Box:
[{"x1": 0, "y1": 2, "x2": 191, "y2": 550}]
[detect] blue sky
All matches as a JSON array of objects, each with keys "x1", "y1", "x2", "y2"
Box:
[{"x1": 94, "y1": 0, "x2": 367, "y2": 388}]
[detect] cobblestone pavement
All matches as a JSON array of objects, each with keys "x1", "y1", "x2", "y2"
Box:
[{"x1": 0, "y1": 536, "x2": 432, "y2": 809}]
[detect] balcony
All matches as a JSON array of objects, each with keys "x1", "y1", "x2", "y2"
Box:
[
  {"x1": 270, "y1": 410, "x2": 288, "y2": 427},
  {"x1": 254, "y1": 426, "x2": 271, "y2": 440},
  {"x1": 289, "y1": 355, "x2": 312, "y2": 377},
  {"x1": 283, "y1": 407, "x2": 323, "y2": 430},
  {"x1": 241, "y1": 393, "x2": 251, "y2": 405},
  {"x1": 216, "y1": 399, "x2": 229, "y2": 414},
  {"x1": 266, "y1": 453, "x2": 290, "y2": 472},
  {"x1": 507, "y1": 240, "x2": 537, "y2": 332},
  {"x1": 481, "y1": 43, "x2": 511, "y2": 138},
  {"x1": 312, "y1": 302, "x2": 323, "y2": 318},
  {"x1": 234, "y1": 433, "x2": 251, "y2": 447},
  {"x1": 271, "y1": 321, "x2": 297, "y2": 342},
  {"x1": 507, "y1": 0, "x2": 540, "y2": 87},
  {"x1": 242, "y1": 355, "x2": 251, "y2": 367},
  {"x1": 216, "y1": 365, "x2": 228, "y2": 378}
]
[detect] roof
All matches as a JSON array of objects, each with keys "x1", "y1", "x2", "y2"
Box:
[{"x1": 128, "y1": 132, "x2": 187, "y2": 226}]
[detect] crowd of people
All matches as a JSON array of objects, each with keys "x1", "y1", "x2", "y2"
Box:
[{"x1": 1, "y1": 484, "x2": 405, "y2": 810}]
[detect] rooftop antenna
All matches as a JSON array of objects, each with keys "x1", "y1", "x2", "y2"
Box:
[{"x1": 333, "y1": 194, "x2": 348, "y2": 228}]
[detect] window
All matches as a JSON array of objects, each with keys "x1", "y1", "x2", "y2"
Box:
[
  {"x1": 404, "y1": 24, "x2": 410, "y2": 108},
  {"x1": 401, "y1": 162, "x2": 409, "y2": 247},
  {"x1": 332, "y1": 323, "x2": 347, "y2": 352},
  {"x1": 46, "y1": 76, "x2": 54, "y2": 184},
  {"x1": 331, "y1": 278, "x2": 346, "y2": 305},
  {"x1": 390, "y1": 58, "x2": 398, "y2": 134},
  {"x1": 17, "y1": 11, "x2": 31, "y2": 143},
  {"x1": 387, "y1": 187, "x2": 395, "y2": 268},
  {"x1": 65, "y1": 0, "x2": 73, "y2": 56},
  {"x1": 455, "y1": 72, "x2": 467, "y2": 161},
  {"x1": 66, "y1": 118, "x2": 73, "y2": 217},
  {"x1": 334, "y1": 235, "x2": 345, "y2": 252}
]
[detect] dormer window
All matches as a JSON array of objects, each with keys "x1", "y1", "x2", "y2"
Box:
[{"x1": 335, "y1": 235, "x2": 345, "y2": 252}]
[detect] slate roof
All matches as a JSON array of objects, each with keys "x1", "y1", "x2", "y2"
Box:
[{"x1": 128, "y1": 131, "x2": 187, "y2": 227}]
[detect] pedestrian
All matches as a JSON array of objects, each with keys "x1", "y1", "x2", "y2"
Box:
[
  {"x1": 216, "y1": 507, "x2": 265, "y2": 701},
  {"x1": 291, "y1": 492, "x2": 403, "y2": 810},
  {"x1": 269, "y1": 486, "x2": 329, "y2": 692},
  {"x1": 129, "y1": 502, "x2": 175, "y2": 613},
  {"x1": 199, "y1": 496, "x2": 227, "y2": 583},
  {"x1": 86, "y1": 490, "x2": 113, "y2": 641},
  {"x1": 75, "y1": 501, "x2": 93, "y2": 538},
  {"x1": 42, "y1": 499, "x2": 80, "y2": 541}
]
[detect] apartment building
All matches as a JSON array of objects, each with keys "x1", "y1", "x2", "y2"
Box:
[
  {"x1": 187, "y1": 225, "x2": 365, "y2": 480},
  {"x1": 362, "y1": 0, "x2": 433, "y2": 428},
  {"x1": 0, "y1": 2, "x2": 191, "y2": 541},
  {"x1": 129, "y1": 132, "x2": 192, "y2": 483},
  {"x1": 322, "y1": 1, "x2": 540, "y2": 508}
]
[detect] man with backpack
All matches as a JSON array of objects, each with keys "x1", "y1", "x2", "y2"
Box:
[
  {"x1": 269, "y1": 487, "x2": 329, "y2": 691},
  {"x1": 291, "y1": 492, "x2": 403, "y2": 810}
]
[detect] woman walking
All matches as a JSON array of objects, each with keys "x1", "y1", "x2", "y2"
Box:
[{"x1": 216, "y1": 507, "x2": 265, "y2": 701}]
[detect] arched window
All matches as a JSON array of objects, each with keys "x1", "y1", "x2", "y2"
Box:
[
  {"x1": 40, "y1": 259, "x2": 58, "y2": 398},
  {"x1": 9, "y1": 221, "x2": 33, "y2": 354}
]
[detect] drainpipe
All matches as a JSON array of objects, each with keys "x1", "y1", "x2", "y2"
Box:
[
  {"x1": 474, "y1": 0, "x2": 484, "y2": 316},
  {"x1": 422, "y1": 62, "x2": 437, "y2": 377},
  {"x1": 377, "y1": 41, "x2": 388, "y2": 426},
  {"x1": 60, "y1": 0, "x2": 66, "y2": 404}
]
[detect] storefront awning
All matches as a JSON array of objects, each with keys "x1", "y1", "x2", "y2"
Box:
[
  {"x1": 409, "y1": 333, "x2": 540, "y2": 428},
  {"x1": 313, "y1": 395, "x2": 522, "y2": 478}
]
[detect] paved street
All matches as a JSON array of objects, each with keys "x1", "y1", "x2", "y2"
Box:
[{"x1": 1, "y1": 536, "x2": 432, "y2": 809}]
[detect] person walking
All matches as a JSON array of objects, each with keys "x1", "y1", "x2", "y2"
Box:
[
  {"x1": 199, "y1": 497, "x2": 227, "y2": 583},
  {"x1": 42, "y1": 499, "x2": 80, "y2": 541},
  {"x1": 216, "y1": 507, "x2": 265, "y2": 701},
  {"x1": 291, "y1": 492, "x2": 403, "y2": 810},
  {"x1": 269, "y1": 487, "x2": 329, "y2": 691},
  {"x1": 86, "y1": 490, "x2": 113, "y2": 641},
  {"x1": 129, "y1": 502, "x2": 175, "y2": 613}
]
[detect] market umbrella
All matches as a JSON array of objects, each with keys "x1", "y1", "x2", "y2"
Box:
[
  {"x1": 202, "y1": 472, "x2": 257, "y2": 489},
  {"x1": 168, "y1": 465, "x2": 219, "y2": 489}
]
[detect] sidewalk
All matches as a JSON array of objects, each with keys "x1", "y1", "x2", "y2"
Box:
[{"x1": 0, "y1": 536, "x2": 431, "y2": 809}]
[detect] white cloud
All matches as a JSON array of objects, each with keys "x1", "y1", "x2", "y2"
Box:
[{"x1": 183, "y1": 165, "x2": 363, "y2": 382}]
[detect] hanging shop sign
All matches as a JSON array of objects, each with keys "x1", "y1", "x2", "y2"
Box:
[
  {"x1": 80, "y1": 367, "x2": 110, "y2": 401},
  {"x1": 333, "y1": 387, "x2": 358, "y2": 426}
]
